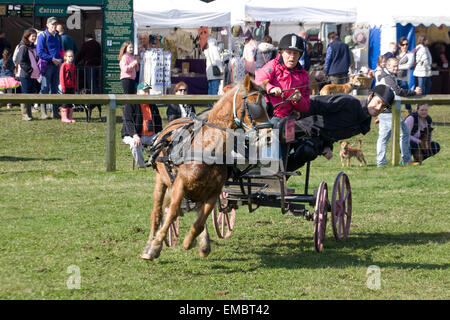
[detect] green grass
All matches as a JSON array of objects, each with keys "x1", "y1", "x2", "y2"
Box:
[{"x1": 0, "y1": 104, "x2": 449, "y2": 300}]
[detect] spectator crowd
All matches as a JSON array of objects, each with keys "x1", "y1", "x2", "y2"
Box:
[{"x1": 1, "y1": 17, "x2": 444, "y2": 167}]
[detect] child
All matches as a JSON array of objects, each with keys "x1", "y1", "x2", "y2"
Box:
[
  {"x1": 0, "y1": 48, "x2": 21, "y2": 109},
  {"x1": 59, "y1": 50, "x2": 77, "y2": 123}
]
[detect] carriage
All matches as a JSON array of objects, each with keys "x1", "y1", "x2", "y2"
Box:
[
  {"x1": 140, "y1": 75, "x2": 353, "y2": 260},
  {"x1": 160, "y1": 147, "x2": 352, "y2": 253}
]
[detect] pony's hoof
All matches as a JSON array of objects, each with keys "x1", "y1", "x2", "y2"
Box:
[
  {"x1": 183, "y1": 237, "x2": 197, "y2": 251},
  {"x1": 198, "y1": 247, "x2": 211, "y2": 258},
  {"x1": 198, "y1": 240, "x2": 211, "y2": 258},
  {"x1": 147, "y1": 248, "x2": 161, "y2": 260},
  {"x1": 141, "y1": 253, "x2": 152, "y2": 260}
]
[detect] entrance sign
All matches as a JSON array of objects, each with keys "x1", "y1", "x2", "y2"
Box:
[{"x1": 103, "y1": 0, "x2": 133, "y2": 94}]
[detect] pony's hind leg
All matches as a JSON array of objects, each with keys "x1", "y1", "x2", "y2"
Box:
[
  {"x1": 141, "y1": 173, "x2": 167, "y2": 260},
  {"x1": 147, "y1": 177, "x2": 185, "y2": 260},
  {"x1": 183, "y1": 195, "x2": 217, "y2": 256}
]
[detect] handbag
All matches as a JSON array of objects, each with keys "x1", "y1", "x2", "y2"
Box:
[
  {"x1": 212, "y1": 65, "x2": 221, "y2": 76},
  {"x1": 207, "y1": 48, "x2": 221, "y2": 76},
  {"x1": 38, "y1": 58, "x2": 48, "y2": 74}
]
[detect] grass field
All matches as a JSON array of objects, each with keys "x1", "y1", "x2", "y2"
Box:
[{"x1": 0, "y1": 104, "x2": 449, "y2": 300}]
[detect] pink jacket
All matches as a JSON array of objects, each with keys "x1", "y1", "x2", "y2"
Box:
[
  {"x1": 120, "y1": 53, "x2": 137, "y2": 80},
  {"x1": 255, "y1": 55, "x2": 310, "y2": 118},
  {"x1": 243, "y1": 40, "x2": 257, "y2": 74}
]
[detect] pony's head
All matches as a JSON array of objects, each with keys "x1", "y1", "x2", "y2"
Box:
[{"x1": 208, "y1": 74, "x2": 271, "y2": 131}]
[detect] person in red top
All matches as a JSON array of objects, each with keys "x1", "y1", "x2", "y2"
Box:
[
  {"x1": 255, "y1": 34, "x2": 311, "y2": 168},
  {"x1": 59, "y1": 49, "x2": 77, "y2": 123},
  {"x1": 255, "y1": 33, "x2": 310, "y2": 121}
]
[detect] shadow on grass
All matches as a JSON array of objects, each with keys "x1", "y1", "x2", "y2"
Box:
[
  {"x1": 0, "y1": 156, "x2": 63, "y2": 162},
  {"x1": 255, "y1": 232, "x2": 449, "y2": 271},
  {"x1": 138, "y1": 232, "x2": 449, "y2": 275}
]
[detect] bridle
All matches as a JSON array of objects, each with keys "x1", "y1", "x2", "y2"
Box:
[{"x1": 233, "y1": 87, "x2": 272, "y2": 131}]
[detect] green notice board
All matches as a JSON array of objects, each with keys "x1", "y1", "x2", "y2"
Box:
[{"x1": 103, "y1": 0, "x2": 133, "y2": 94}]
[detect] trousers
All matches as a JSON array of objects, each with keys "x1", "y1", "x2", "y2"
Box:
[
  {"x1": 123, "y1": 135, "x2": 155, "y2": 168},
  {"x1": 376, "y1": 113, "x2": 411, "y2": 166}
]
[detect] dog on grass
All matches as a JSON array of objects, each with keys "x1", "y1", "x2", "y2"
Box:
[
  {"x1": 412, "y1": 127, "x2": 434, "y2": 164},
  {"x1": 320, "y1": 75, "x2": 361, "y2": 95},
  {"x1": 76, "y1": 88, "x2": 103, "y2": 122},
  {"x1": 340, "y1": 138, "x2": 367, "y2": 167}
]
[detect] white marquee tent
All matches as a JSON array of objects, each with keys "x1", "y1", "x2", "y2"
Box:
[
  {"x1": 244, "y1": 0, "x2": 357, "y2": 24},
  {"x1": 133, "y1": 0, "x2": 231, "y2": 28}
]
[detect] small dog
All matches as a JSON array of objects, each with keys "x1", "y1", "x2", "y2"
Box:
[
  {"x1": 320, "y1": 75, "x2": 361, "y2": 95},
  {"x1": 76, "y1": 88, "x2": 103, "y2": 122},
  {"x1": 412, "y1": 127, "x2": 434, "y2": 164},
  {"x1": 309, "y1": 70, "x2": 326, "y2": 95},
  {"x1": 340, "y1": 138, "x2": 367, "y2": 167}
]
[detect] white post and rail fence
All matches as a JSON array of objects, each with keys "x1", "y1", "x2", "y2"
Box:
[{"x1": 1, "y1": 94, "x2": 449, "y2": 171}]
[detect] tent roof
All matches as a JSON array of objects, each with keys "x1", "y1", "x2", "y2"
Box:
[
  {"x1": 206, "y1": 0, "x2": 246, "y2": 25},
  {"x1": 244, "y1": 0, "x2": 357, "y2": 23},
  {"x1": 133, "y1": 0, "x2": 231, "y2": 28}
]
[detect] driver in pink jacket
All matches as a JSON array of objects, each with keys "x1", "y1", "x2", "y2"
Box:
[{"x1": 255, "y1": 33, "x2": 310, "y2": 119}]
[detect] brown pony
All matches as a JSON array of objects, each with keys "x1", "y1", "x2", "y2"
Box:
[{"x1": 141, "y1": 74, "x2": 271, "y2": 260}]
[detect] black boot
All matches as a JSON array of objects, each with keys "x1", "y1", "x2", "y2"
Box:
[{"x1": 52, "y1": 104, "x2": 61, "y2": 119}]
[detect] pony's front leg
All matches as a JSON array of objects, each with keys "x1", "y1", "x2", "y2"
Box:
[
  {"x1": 147, "y1": 177, "x2": 185, "y2": 260},
  {"x1": 183, "y1": 195, "x2": 217, "y2": 256},
  {"x1": 141, "y1": 173, "x2": 166, "y2": 260}
]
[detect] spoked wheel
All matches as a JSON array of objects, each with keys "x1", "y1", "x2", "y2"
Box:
[
  {"x1": 313, "y1": 181, "x2": 328, "y2": 253},
  {"x1": 212, "y1": 192, "x2": 236, "y2": 239},
  {"x1": 162, "y1": 208, "x2": 181, "y2": 247},
  {"x1": 331, "y1": 172, "x2": 352, "y2": 241}
]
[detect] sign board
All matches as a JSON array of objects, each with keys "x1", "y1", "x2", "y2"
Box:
[
  {"x1": 35, "y1": 5, "x2": 68, "y2": 17},
  {"x1": 103, "y1": 0, "x2": 133, "y2": 94},
  {"x1": 0, "y1": 0, "x2": 102, "y2": 4},
  {"x1": 7, "y1": 4, "x2": 21, "y2": 17},
  {"x1": 22, "y1": 4, "x2": 33, "y2": 17}
]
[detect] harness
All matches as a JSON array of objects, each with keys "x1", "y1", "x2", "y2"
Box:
[
  {"x1": 148, "y1": 88, "x2": 272, "y2": 185},
  {"x1": 233, "y1": 87, "x2": 272, "y2": 130}
]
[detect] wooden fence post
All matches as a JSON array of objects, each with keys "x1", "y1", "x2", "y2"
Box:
[
  {"x1": 391, "y1": 98, "x2": 401, "y2": 166},
  {"x1": 106, "y1": 94, "x2": 117, "y2": 172}
]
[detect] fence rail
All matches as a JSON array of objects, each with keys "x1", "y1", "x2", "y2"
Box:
[{"x1": 1, "y1": 94, "x2": 449, "y2": 171}]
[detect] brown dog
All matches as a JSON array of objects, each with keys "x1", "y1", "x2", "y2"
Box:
[
  {"x1": 340, "y1": 138, "x2": 367, "y2": 167},
  {"x1": 412, "y1": 127, "x2": 434, "y2": 164},
  {"x1": 320, "y1": 75, "x2": 361, "y2": 95}
]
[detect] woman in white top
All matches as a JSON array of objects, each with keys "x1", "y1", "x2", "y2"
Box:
[
  {"x1": 396, "y1": 37, "x2": 415, "y2": 115},
  {"x1": 203, "y1": 38, "x2": 223, "y2": 95},
  {"x1": 413, "y1": 35, "x2": 433, "y2": 95}
]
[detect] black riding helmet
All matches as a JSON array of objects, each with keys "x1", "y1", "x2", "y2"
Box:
[
  {"x1": 278, "y1": 33, "x2": 304, "y2": 54},
  {"x1": 371, "y1": 84, "x2": 395, "y2": 109}
]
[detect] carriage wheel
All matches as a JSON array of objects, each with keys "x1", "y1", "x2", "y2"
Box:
[
  {"x1": 212, "y1": 192, "x2": 236, "y2": 239},
  {"x1": 162, "y1": 208, "x2": 181, "y2": 247},
  {"x1": 313, "y1": 181, "x2": 328, "y2": 253},
  {"x1": 331, "y1": 172, "x2": 352, "y2": 241}
]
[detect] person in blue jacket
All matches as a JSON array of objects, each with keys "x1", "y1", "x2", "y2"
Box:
[
  {"x1": 36, "y1": 16, "x2": 63, "y2": 119},
  {"x1": 323, "y1": 32, "x2": 351, "y2": 84}
]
